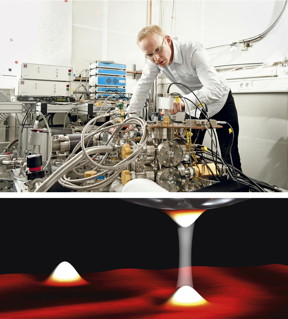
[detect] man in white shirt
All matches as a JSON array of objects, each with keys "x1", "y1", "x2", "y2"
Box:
[{"x1": 126, "y1": 25, "x2": 242, "y2": 171}]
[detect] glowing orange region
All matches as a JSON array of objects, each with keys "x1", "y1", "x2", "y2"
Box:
[
  {"x1": 45, "y1": 261, "x2": 88, "y2": 287},
  {"x1": 166, "y1": 285, "x2": 208, "y2": 307},
  {"x1": 163, "y1": 210, "x2": 206, "y2": 227}
]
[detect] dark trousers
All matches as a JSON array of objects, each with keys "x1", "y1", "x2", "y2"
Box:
[{"x1": 188, "y1": 91, "x2": 242, "y2": 171}]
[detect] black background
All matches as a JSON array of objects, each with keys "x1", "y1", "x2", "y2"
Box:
[{"x1": 0, "y1": 198, "x2": 287, "y2": 275}]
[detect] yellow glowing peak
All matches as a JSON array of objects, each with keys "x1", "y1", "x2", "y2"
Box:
[
  {"x1": 45, "y1": 261, "x2": 88, "y2": 286},
  {"x1": 168, "y1": 285, "x2": 207, "y2": 307}
]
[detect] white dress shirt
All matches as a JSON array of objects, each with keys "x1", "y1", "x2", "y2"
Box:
[{"x1": 127, "y1": 40, "x2": 230, "y2": 118}]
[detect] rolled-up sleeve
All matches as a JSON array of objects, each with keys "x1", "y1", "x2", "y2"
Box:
[
  {"x1": 161, "y1": 41, "x2": 229, "y2": 118},
  {"x1": 126, "y1": 60, "x2": 160, "y2": 117}
]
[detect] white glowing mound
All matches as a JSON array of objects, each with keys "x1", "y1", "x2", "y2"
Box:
[
  {"x1": 171, "y1": 213, "x2": 202, "y2": 227},
  {"x1": 46, "y1": 261, "x2": 88, "y2": 286},
  {"x1": 168, "y1": 285, "x2": 207, "y2": 306}
]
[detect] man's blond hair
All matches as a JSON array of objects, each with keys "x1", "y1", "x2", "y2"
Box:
[{"x1": 137, "y1": 25, "x2": 166, "y2": 44}]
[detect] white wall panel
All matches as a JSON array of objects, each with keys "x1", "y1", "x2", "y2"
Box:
[
  {"x1": 235, "y1": 92, "x2": 288, "y2": 189},
  {"x1": 0, "y1": 0, "x2": 72, "y2": 77}
]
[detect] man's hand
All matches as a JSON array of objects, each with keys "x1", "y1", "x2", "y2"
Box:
[
  {"x1": 170, "y1": 100, "x2": 185, "y2": 115},
  {"x1": 109, "y1": 124, "x2": 135, "y2": 134},
  {"x1": 124, "y1": 124, "x2": 135, "y2": 132}
]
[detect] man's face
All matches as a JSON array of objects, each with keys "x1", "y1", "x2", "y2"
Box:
[{"x1": 138, "y1": 33, "x2": 173, "y2": 67}]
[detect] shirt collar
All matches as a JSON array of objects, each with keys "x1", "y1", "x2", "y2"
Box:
[{"x1": 171, "y1": 39, "x2": 183, "y2": 64}]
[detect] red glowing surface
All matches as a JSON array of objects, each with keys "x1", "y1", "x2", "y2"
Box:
[
  {"x1": 45, "y1": 277, "x2": 88, "y2": 287},
  {"x1": 0, "y1": 264, "x2": 287, "y2": 318}
]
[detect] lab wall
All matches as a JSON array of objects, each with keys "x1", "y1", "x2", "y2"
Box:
[
  {"x1": 71, "y1": 0, "x2": 288, "y2": 74},
  {"x1": 71, "y1": 0, "x2": 146, "y2": 77},
  {"x1": 1, "y1": 1, "x2": 287, "y2": 80},
  {"x1": 202, "y1": 0, "x2": 288, "y2": 67},
  {"x1": 0, "y1": 0, "x2": 72, "y2": 77}
]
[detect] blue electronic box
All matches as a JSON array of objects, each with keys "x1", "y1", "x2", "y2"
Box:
[{"x1": 96, "y1": 76, "x2": 126, "y2": 87}]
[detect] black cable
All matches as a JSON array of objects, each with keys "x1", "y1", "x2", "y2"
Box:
[
  {"x1": 181, "y1": 94, "x2": 221, "y2": 166},
  {"x1": 200, "y1": 147, "x2": 238, "y2": 182},
  {"x1": 47, "y1": 113, "x2": 55, "y2": 126},
  {"x1": 171, "y1": 87, "x2": 235, "y2": 179},
  {"x1": 21, "y1": 104, "x2": 35, "y2": 132},
  {"x1": 181, "y1": 96, "x2": 208, "y2": 119},
  {"x1": 3, "y1": 138, "x2": 18, "y2": 152},
  {"x1": 182, "y1": 133, "x2": 273, "y2": 192},
  {"x1": 198, "y1": 147, "x2": 223, "y2": 177},
  {"x1": 195, "y1": 148, "x2": 225, "y2": 178},
  {"x1": 167, "y1": 82, "x2": 207, "y2": 112},
  {"x1": 247, "y1": 178, "x2": 283, "y2": 192},
  {"x1": 215, "y1": 120, "x2": 240, "y2": 183},
  {"x1": 224, "y1": 163, "x2": 266, "y2": 192},
  {"x1": 179, "y1": 94, "x2": 222, "y2": 169},
  {"x1": 178, "y1": 96, "x2": 211, "y2": 160},
  {"x1": 196, "y1": 149, "x2": 221, "y2": 182},
  {"x1": 166, "y1": 83, "x2": 256, "y2": 189}
]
